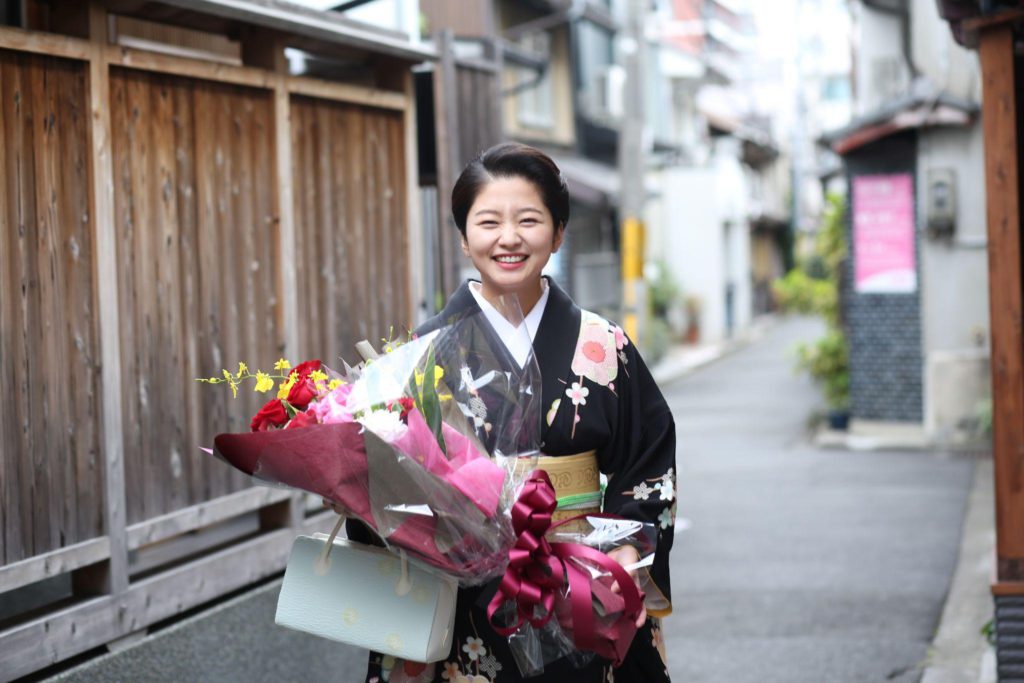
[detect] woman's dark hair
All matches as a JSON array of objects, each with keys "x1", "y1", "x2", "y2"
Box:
[{"x1": 451, "y1": 142, "x2": 570, "y2": 237}]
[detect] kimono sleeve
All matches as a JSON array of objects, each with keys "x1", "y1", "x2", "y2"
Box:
[{"x1": 598, "y1": 336, "x2": 676, "y2": 617}]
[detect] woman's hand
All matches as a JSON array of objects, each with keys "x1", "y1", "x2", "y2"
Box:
[
  {"x1": 606, "y1": 545, "x2": 647, "y2": 628},
  {"x1": 321, "y1": 497, "x2": 345, "y2": 516}
]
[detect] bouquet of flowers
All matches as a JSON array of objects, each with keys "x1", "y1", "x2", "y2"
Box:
[
  {"x1": 200, "y1": 309, "x2": 543, "y2": 582},
  {"x1": 200, "y1": 302, "x2": 655, "y2": 675}
]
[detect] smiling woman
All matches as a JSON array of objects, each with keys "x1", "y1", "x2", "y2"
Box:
[
  {"x1": 358, "y1": 142, "x2": 677, "y2": 683},
  {"x1": 451, "y1": 143, "x2": 569, "y2": 317}
]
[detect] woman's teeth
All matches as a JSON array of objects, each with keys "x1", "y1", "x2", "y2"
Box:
[{"x1": 495, "y1": 255, "x2": 526, "y2": 263}]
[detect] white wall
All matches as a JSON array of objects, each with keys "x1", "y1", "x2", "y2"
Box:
[
  {"x1": 851, "y1": 2, "x2": 910, "y2": 114},
  {"x1": 659, "y1": 138, "x2": 752, "y2": 343},
  {"x1": 917, "y1": 124, "x2": 991, "y2": 444},
  {"x1": 910, "y1": 0, "x2": 982, "y2": 101}
]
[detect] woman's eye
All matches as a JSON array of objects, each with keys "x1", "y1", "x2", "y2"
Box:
[
  {"x1": 479, "y1": 221, "x2": 498, "y2": 228},
  {"x1": 520, "y1": 219, "x2": 538, "y2": 226}
]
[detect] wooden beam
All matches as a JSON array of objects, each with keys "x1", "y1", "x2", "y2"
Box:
[
  {"x1": 86, "y1": 1, "x2": 128, "y2": 597},
  {"x1": 104, "y1": 43, "x2": 275, "y2": 90},
  {"x1": 0, "y1": 23, "x2": 92, "y2": 60},
  {"x1": 288, "y1": 75, "x2": 407, "y2": 111},
  {"x1": 960, "y1": 9, "x2": 1024, "y2": 48},
  {"x1": 0, "y1": 538, "x2": 110, "y2": 593},
  {"x1": 125, "y1": 487, "x2": 292, "y2": 550},
  {"x1": 979, "y1": 25, "x2": 1024, "y2": 585}
]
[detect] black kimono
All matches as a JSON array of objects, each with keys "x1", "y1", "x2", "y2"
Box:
[{"x1": 363, "y1": 278, "x2": 676, "y2": 683}]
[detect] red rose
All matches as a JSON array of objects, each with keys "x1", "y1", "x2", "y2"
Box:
[
  {"x1": 250, "y1": 399, "x2": 288, "y2": 432},
  {"x1": 286, "y1": 378, "x2": 318, "y2": 410},
  {"x1": 284, "y1": 410, "x2": 317, "y2": 430},
  {"x1": 397, "y1": 397, "x2": 415, "y2": 419},
  {"x1": 289, "y1": 359, "x2": 322, "y2": 380}
]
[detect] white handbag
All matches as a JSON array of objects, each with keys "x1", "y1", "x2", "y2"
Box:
[{"x1": 275, "y1": 521, "x2": 458, "y2": 663}]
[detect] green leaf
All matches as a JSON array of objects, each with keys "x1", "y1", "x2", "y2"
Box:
[{"x1": 419, "y1": 346, "x2": 446, "y2": 457}]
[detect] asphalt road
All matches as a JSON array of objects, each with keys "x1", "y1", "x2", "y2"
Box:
[{"x1": 659, "y1": 316, "x2": 974, "y2": 683}]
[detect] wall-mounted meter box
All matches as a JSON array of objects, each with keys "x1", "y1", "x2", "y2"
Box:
[{"x1": 926, "y1": 168, "x2": 956, "y2": 238}]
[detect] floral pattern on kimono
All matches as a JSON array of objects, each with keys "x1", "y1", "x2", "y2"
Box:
[{"x1": 361, "y1": 277, "x2": 676, "y2": 683}]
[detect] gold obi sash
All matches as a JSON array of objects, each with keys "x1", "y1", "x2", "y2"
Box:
[{"x1": 517, "y1": 451, "x2": 601, "y2": 530}]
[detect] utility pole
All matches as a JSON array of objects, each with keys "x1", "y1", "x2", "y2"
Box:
[{"x1": 619, "y1": 0, "x2": 648, "y2": 345}]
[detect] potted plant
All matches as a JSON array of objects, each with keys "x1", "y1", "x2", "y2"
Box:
[
  {"x1": 684, "y1": 295, "x2": 702, "y2": 344},
  {"x1": 797, "y1": 327, "x2": 850, "y2": 430}
]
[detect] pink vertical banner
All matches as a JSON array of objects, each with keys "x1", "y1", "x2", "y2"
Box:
[{"x1": 852, "y1": 173, "x2": 917, "y2": 294}]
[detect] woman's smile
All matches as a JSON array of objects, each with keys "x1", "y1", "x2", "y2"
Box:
[{"x1": 494, "y1": 253, "x2": 528, "y2": 269}]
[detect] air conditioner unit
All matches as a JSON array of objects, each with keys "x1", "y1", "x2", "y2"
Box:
[{"x1": 593, "y1": 64, "x2": 626, "y2": 119}]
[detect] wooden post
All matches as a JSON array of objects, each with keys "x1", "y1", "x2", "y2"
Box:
[
  {"x1": 433, "y1": 30, "x2": 460, "y2": 297},
  {"x1": 979, "y1": 24, "x2": 1024, "y2": 590},
  {"x1": 85, "y1": 1, "x2": 128, "y2": 595},
  {"x1": 240, "y1": 29, "x2": 304, "y2": 530},
  {"x1": 404, "y1": 69, "x2": 424, "y2": 325}
]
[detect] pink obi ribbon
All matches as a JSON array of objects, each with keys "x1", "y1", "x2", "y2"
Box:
[{"x1": 486, "y1": 470, "x2": 644, "y2": 667}]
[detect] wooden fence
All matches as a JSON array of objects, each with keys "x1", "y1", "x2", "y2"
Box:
[{"x1": 0, "y1": 6, "x2": 419, "y2": 679}]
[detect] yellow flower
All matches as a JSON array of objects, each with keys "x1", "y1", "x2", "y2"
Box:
[
  {"x1": 255, "y1": 372, "x2": 274, "y2": 393},
  {"x1": 328, "y1": 379, "x2": 343, "y2": 391},
  {"x1": 222, "y1": 369, "x2": 232, "y2": 381},
  {"x1": 309, "y1": 370, "x2": 328, "y2": 384},
  {"x1": 416, "y1": 366, "x2": 445, "y2": 388},
  {"x1": 237, "y1": 362, "x2": 248, "y2": 377},
  {"x1": 274, "y1": 358, "x2": 292, "y2": 371},
  {"x1": 277, "y1": 375, "x2": 296, "y2": 400},
  {"x1": 229, "y1": 381, "x2": 239, "y2": 399}
]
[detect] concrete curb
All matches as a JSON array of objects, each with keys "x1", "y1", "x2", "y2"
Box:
[{"x1": 919, "y1": 458, "x2": 996, "y2": 683}]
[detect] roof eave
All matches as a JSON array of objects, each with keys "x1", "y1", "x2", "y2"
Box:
[
  {"x1": 820, "y1": 95, "x2": 977, "y2": 155},
  {"x1": 155, "y1": 0, "x2": 437, "y2": 62}
]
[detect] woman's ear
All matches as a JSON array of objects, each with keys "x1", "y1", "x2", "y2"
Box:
[
  {"x1": 460, "y1": 232, "x2": 470, "y2": 256},
  {"x1": 552, "y1": 224, "x2": 565, "y2": 253}
]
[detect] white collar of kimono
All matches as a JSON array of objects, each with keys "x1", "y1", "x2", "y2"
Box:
[{"x1": 468, "y1": 278, "x2": 549, "y2": 368}]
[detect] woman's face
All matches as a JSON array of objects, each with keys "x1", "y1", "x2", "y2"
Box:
[{"x1": 462, "y1": 175, "x2": 563, "y2": 300}]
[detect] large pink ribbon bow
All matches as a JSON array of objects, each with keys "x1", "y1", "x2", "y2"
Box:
[{"x1": 486, "y1": 470, "x2": 645, "y2": 667}]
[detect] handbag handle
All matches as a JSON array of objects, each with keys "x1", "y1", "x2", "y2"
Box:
[
  {"x1": 313, "y1": 513, "x2": 348, "y2": 576},
  {"x1": 312, "y1": 513, "x2": 413, "y2": 597}
]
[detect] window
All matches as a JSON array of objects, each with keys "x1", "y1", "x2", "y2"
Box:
[{"x1": 516, "y1": 30, "x2": 555, "y2": 129}]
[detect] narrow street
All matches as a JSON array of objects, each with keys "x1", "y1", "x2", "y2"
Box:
[{"x1": 661, "y1": 316, "x2": 975, "y2": 683}]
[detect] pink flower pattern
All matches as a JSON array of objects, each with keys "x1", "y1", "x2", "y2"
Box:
[{"x1": 565, "y1": 312, "x2": 623, "y2": 438}]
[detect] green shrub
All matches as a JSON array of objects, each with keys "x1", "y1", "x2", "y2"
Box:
[
  {"x1": 777, "y1": 193, "x2": 851, "y2": 413},
  {"x1": 649, "y1": 261, "x2": 682, "y2": 319},
  {"x1": 772, "y1": 269, "x2": 836, "y2": 318},
  {"x1": 796, "y1": 328, "x2": 849, "y2": 410}
]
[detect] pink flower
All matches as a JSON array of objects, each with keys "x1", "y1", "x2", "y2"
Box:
[
  {"x1": 309, "y1": 383, "x2": 355, "y2": 424},
  {"x1": 613, "y1": 325, "x2": 629, "y2": 351},
  {"x1": 566, "y1": 381, "x2": 589, "y2": 407},
  {"x1": 571, "y1": 315, "x2": 618, "y2": 386}
]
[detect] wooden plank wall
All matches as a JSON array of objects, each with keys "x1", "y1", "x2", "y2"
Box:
[
  {"x1": 0, "y1": 38, "x2": 415, "y2": 560},
  {"x1": 109, "y1": 69, "x2": 281, "y2": 524},
  {"x1": 0, "y1": 49, "x2": 106, "y2": 564},
  {"x1": 290, "y1": 96, "x2": 410, "y2": 361},
  {"x1": 454, "y1": 63, "x2": 500, "y2": 168},
  {"x1": 0, "y1": 14, "x2": 419, "y2": 678}
]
